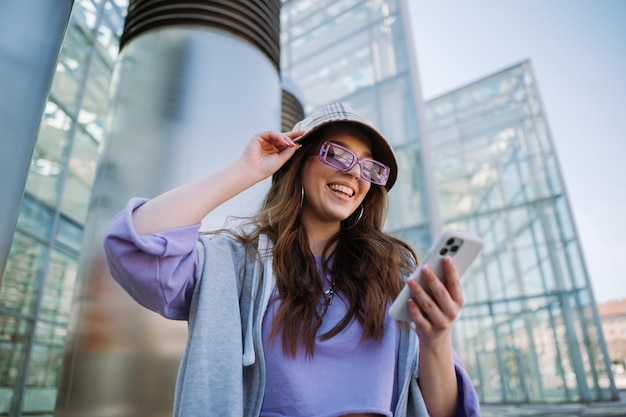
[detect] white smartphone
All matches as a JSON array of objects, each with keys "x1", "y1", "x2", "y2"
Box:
[{"x1": 389, "y1": 229, "x2": 484, "y2": 322}]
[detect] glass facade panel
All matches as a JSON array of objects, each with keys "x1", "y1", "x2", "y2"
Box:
[
  {"x1": 24, "y1": 102, "x2": 72, "y2": 209},
  {"x1": 284, "y1": 0, "x2": 406, "y2": 109},
  {"x1": 376, "y1": 76, "x2": 415, "y2": 145},
  {"x1": 23, "y1": 322, "x2": 66, "y2": 412},
  {"x1": 56, "y1": 217, "x2": 84, "y2": 253},
  {"x1": 15, "y1": 195, "x2": 54, "y2": 241},
  {"x1": 50, "y1": 24, "x2": 92, "y2": 114},
  {"x1": 0, "y1": 233, "x2": 46, "y2": 317},
  {"x1": 59, "y1": 129, "x2": 100, "y2": 223},
  {"x1": 98, "y1": 3, "x2": 125, "y2": 60},
  {"x1": 39, "y1": 250, "x2": 78, "y2": 326},
  {"x1": 291, "y1": 31, "x2": 375, "y2": 105},
  {"x1": 386, "y1": 143, "x2": 427, "y2": 232},
  {"x1": 81, "y1": 51, "x2": 114, "y2": 124},
  {"x1": 0, "y1": 316, "x2": 29, "y2": 413}
]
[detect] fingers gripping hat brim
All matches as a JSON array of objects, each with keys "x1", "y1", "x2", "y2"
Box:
[{"x1": 292, "y1": 103, "x2": 398, "y2": 190}]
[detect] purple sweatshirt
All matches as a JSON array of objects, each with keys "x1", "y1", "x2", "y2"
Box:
[{"x1": 103, "y1": 198, "x2": 481, "y2": 416}]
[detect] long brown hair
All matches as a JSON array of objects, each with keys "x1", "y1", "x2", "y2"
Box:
[{"x1": 228, "y1": 129, "x2": 416, "y2": 357}]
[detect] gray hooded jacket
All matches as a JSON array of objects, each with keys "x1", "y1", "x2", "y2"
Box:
[{"x1": 172, "y1": 233, "x2": 431, "y2": 417}]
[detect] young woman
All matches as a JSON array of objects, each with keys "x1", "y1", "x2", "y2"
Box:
[{"x1": 103, "y1": 103, "x2": 481, "y2": 417}]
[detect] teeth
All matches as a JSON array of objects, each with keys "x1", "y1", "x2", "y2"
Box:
[{"x1": 329, "y1": 184, "x2": 354, "y2": 197}]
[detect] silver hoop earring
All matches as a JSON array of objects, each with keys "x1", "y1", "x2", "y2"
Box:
[
  {"x1": 344, "y1": 206, "x2": 364, "y2": 230},
  {"x1": 300, "y1": 187, "x2": 305, "y2": 209},
  {"x1": 356, "y1": 205, "x2": 364, "y2": 222}
]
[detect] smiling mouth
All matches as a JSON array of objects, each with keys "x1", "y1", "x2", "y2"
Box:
[{"x1": 328, "y1": 183, "x2": 354, "y2": 197}]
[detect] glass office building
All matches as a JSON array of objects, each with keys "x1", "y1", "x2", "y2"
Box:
[
  {"x1": 0, "y1": 0, "x2": 616, "y2": 415},
  {"x1": 425, "y1": 61, "x2": 616, "y2": 403},
  {"x1": 0, "y1": 1, "x2": 128, "y2": 415}
]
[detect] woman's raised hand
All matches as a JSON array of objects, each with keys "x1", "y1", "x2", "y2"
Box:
[{"x1": 240, "y1": 130, "x2": 304, "y2": 180}]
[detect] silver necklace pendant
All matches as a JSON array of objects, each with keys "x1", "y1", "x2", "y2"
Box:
[{"x1": 323, "y1": 282, "x2": 336, "y2": 305}]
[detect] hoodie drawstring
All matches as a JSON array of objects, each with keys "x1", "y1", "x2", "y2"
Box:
[{"x1": 242, "y1": 234, "x2": 274, "y2": 366}]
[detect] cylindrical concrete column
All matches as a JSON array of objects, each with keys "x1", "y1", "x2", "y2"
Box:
[
  {"x1": 56, "y1": 2, "x2": 282, "y2": 416},
  {"x1": 0, "y1": 0, "x2": 73, "y2": 280}
]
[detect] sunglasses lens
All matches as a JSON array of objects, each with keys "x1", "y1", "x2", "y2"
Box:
[
  {"x1": 325, "y1": 144, "x2": 354, "y2": 170},
  {"x1": 361, "y1": 160, "x2": 389, "y2": 185}
]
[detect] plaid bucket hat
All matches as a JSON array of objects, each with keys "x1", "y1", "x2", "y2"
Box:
[{"x1": 292, "y1": 103, "x2": 398, "y2": 190}]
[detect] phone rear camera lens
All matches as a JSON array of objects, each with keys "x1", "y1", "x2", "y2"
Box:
[
  {"x1": 440, "y1": 248, "x2": 448, "y2": 256},
  {"x1": 446, "y1": 238, "x2": 455, "y2": 246},
  {"x1": 450, "y1": 245, "x2": 459, "y2": 254}
]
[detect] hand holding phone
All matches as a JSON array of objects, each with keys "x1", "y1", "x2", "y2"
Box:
[{"x1": 389, "y1": 230, "x2": 484, "y2": 322}]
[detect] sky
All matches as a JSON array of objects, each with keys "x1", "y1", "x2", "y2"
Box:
[{"x1": 407, "y1": 0, "x2": 626, "y2": 303}]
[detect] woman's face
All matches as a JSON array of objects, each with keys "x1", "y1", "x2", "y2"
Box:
[{"x1": 300, "y1": 124, "x2": 373, "y2": 229}]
